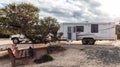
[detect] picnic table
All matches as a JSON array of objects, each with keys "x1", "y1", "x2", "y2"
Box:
[
  {"x1": 31, "y1": 44, "x2": 48, "y2": 59},
  {"x1": 7, "y1": 44, "x2": 48, "y2": 67}
]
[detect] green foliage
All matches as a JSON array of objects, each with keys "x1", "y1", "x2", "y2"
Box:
[
  {"x1": 0, "y1": 3, "x2": 40, "y2": 41},
  {"x1": 0, "y1": 3, "x2": 61, "y2": 43},
  {"x1": 34, "y1": 54, "x2": 53, "y2": 64},
  {"x1": 39, "y1": 16, "x2": 60, "y2": 42},
  {"x1": 0, "y1": 3, "x2": 39, "y2": 32},
  {"x1": 0, "y1": 34, "x2": 10, "y2": 38}
]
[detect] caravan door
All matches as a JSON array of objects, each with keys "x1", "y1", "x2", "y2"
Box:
[{"x1": 67, "y1": 27, "x2": 72, "y2": 40}]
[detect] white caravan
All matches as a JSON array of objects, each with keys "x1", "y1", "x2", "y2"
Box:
[{"x1": 59, "y1": 22, "x2": 116, "y2": 45}]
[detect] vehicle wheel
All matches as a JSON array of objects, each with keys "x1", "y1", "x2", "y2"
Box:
[
  {"x1": 82, "y1": 39, "x2": 88, "y2": 45},
  {"x1": 12, "y1": 38, "x2": 20, "y2": 44},
  {"x1": 89, "y1": 39, "x2": 95, "y2": 45}
]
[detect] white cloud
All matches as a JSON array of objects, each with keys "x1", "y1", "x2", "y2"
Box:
[
  {"x1": 0, "y1": 0, "x2": 115, "y2": 22},
  {"x1": 0, "y1": 4, "x2": 4, "y2": 8},
  {"x1": 97, "y1": 0, "x2": 120, "y2": 22}
]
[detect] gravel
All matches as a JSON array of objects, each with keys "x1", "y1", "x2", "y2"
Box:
[
  {"x1": 84, "y1": 46, "x2": 120, "y2": 64},
  {"x1": 21, "y1": 45, "x2": 120, "y2": 67},
  {"x1": 1, "y1": 39, "x2": 120, "y2": 67}
]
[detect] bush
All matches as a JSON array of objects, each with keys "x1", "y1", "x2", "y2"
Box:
[
  {"x1": 34, "y1": 54, "x2": 53, "y2": 64},
  {"x1": 0, "y1": 34, "x2": 10, "y2": 38}
]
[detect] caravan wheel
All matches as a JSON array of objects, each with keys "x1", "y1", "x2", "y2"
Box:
[
  {"x1": 82, "y1": 39, "x2": 88, "y2": 45},
  {"x1": 89, "y1": 39, "x2": 95, "y2": 45}
]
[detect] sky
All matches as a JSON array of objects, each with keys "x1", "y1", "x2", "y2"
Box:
[{"x1": 0, "y1": 0, "x2": 120, "y2": 23}]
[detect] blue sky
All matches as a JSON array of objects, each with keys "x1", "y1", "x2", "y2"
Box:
[{"x1": 0, "y1": 0, "x2": 120, "y2": 22}]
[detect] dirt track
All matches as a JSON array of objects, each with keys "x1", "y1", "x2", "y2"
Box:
[{"x1": 0, "y1": 38, "x2": 12, "y2": 45}]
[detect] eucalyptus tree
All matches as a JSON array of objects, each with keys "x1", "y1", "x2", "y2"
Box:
[
  {"x1": 0, "y1": 3, "x2": 40, "y2": 42},
  {"x1": 0, "y1": 3, "x2": 61, "y2": 43},
  {"x1": 39, "y1": 16, "x2": 60, "y2": 42}
]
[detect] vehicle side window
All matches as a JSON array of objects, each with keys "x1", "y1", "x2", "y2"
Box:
[
  {"x1": 91, "y1": 24, "x2": 98, "y2": 33},
  {"x1": 76, "y1": 26, "x2": 84, "y2": 32}
]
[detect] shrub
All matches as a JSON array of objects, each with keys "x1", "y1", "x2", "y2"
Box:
[
  {"x1": 0, "y1": 34, "x2": 10, "y2": 38},
  {"x1": 34, "y1": 54, "x2": 53, "y2": 64}
]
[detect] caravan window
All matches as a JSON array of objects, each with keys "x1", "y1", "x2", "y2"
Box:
[
  {"x1": 91, "y1": 24, "x2": 98, "y2": 33},
  {"x1": 76, "y1": 26, "x2": 84, "y2": 32}
]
